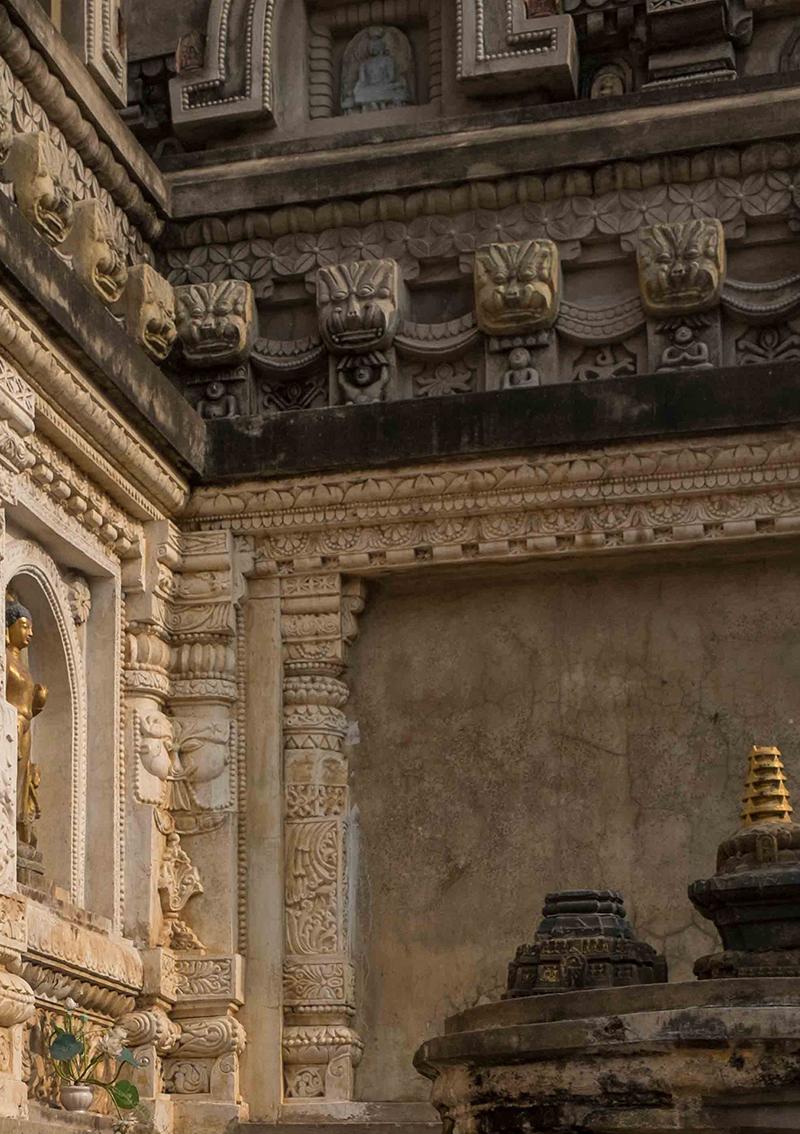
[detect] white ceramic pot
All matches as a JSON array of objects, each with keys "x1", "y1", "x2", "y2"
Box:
[{"x1": 60, "y1": 1083, "x2": 94, "y2": 1112}]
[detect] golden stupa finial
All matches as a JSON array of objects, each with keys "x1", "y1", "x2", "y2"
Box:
[{"x1": 740, "y1": 745, "x2": 793, "y2": 826}]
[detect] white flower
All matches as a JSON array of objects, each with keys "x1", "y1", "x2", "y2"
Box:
[
  {"x1": 97, "y1": 1026, "x2": 126, "y2": 1057},
  {"x1": 63, "y1": 997, "x2": 79, "y2": 1012}
]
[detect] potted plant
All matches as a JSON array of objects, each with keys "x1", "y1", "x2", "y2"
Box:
[{"x1": 47, "y1": 998, "x2": 141, "y2": 1116}]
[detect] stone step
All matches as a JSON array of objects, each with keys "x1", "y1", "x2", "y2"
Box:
[{"x1": 239, "y1": 1101, "x2": 439, "y2": 1134}]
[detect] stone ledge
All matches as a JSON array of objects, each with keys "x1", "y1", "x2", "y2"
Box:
[
  {"x1": 204, "y1": 363, "x2": 800, "y2": 481},
  {"x1": 166, "y1": 75, "x2": 800, "y2": 218}
]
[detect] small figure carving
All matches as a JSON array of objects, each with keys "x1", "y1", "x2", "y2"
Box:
[
  {"x1": 176, "y1": 30, "x2": 206, "y2": 74},
  {"x1": 589, "y1": 63, "x2": 627, "y2": 98},
  {"x1": 5, "y1": 597, "x2": 47, "y2": 850},
  {"x1": 341, "y1": 26, "x2": 414, "y2": 115},
  {"x1": 63, "y1": 201, "x2": 128, "y2": 306},
  {"x1": 4, "y1": 133, "x2": 74, "y2": 245},
  {"x1": 175, "y1": 280, "x2": 255, "y2": 366},
  {"x1": 197, "y1": 380, "x2": 238, "y2": 419},
  {"x1": 337, "y1": 356, "x2": 390, "y2": 405},
  {"x1": 656, "y1": 319, "x2": 712, "y2": 370},
  {"x1": 317, "y1": 259, "x2": 401, "y2": 353},
  {"x1": 637, "y1": 219, "x2": 726, "y2": 316},
  {"x1": 475, "y1": 240, "x2": 560, "y2": 335},
  {"x1": 503, "y1": 347, "x2": 540, "y2": 388},
  {"x1": 120, "y1": 264, "x2": 177, "y2": 361}
]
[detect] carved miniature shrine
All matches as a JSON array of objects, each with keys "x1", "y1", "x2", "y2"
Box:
[{"x1": 0, "y1": 2, "x2": 799, "y2": 1134}]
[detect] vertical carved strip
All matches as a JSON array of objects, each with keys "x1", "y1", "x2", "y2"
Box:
[{"x1": 281, "y1": 574, "x2": 365, "y2": 1101}]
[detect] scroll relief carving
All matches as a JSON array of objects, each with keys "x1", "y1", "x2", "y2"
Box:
[
  {"x1": 317, "y1": 259, "x2": 403, "y2": 405},
  {"x1": 4, "y1": 132, "x2": 74, "y2": 245},
  {"x1": 175, "y1": 280, "x2": 255, "y2": 366}
]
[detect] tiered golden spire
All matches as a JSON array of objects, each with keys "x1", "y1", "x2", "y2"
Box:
[{"x1": 740, "y1": 745, "x2": 793, "y2": 826}]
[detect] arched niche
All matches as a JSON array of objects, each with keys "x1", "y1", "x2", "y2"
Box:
[{"x1": 3, "y1": 540, "x2": 87, "y2": 905}]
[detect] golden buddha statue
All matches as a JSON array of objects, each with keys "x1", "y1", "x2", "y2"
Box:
[{"x1": 6, "y1": 596, "x2": 47, "y2": 848}]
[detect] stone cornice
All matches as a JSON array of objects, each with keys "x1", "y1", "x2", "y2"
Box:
[
  {"x1": 0, "y1": 0, "x2": 166, "y2": 241},
  {"x1": 185, "y1": 429, "x2": 800, "y2": 574},
  {"x1": 166, "y1": 77, "x2": 800, "y2": 222}
]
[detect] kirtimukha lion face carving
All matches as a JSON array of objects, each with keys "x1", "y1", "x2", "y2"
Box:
[
  {"x1": 175, "y1": 280, "x2": 255, "y2": 366},
  {"x1": 6, "y1": 132, "x2": 74, "y2": 245},
  {"x1": 474, "y1": 239, "x2": 560, "y2": 335},
  {"x1": 317, "y1": 259, "x2": 400, "y2": 353},
  {"x1": 637, "y1": 219, "x2": 726, "y2": 316}
]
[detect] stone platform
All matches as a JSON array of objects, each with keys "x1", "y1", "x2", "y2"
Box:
[{"x1": 415, "y1": 978, "x2": 800, "y2": 1133}]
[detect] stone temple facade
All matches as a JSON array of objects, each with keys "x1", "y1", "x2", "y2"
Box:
[{"x1": 0, "y1": 0, "x2": 799, "y2": 1132}]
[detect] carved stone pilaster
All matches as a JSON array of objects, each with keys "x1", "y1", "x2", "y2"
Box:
[
  {"x1": 0, "y1": 893, "x2": 34, "y2": 1117},
  {"x1": 0, "y1": 362, "x2": 35, "y2": 899},
  {"x1": 281, "y1": 574, "x2": 366, "y2": 1101}
]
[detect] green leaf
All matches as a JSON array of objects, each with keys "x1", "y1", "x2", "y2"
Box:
[
  {"x1": 107, "y1": 1080, "x2": 139, "y2": 1110},
  {"x1": 118, "y1": 1047, "x2": 143, "y2": 1068},
  {"x1": 50, "y1": 1033, "x2": 84, "y2": 1062}
]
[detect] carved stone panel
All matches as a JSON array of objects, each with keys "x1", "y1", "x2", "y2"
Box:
[
  {"x1": 475, "y1": 241, "x2": 561, "y2": 336},
  {"x1": 457, "y1": 0, "x2": 578, "y2": 99},
  {"x1": 637, "y1": 220, "x2": 726, "y2": 317},
  {"x1": 175, "y1": 281, "x2": 256, "y2": 367}
]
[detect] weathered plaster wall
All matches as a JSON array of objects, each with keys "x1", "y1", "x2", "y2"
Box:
[{"x1": 348, "y1": 551, "x2": 800, "y2": 1101}]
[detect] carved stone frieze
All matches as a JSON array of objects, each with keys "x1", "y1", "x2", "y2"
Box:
[
  {"x1": 637, "y1": 219, "x2": 726, "y2": 316},
  {"x1": 175, "y1": 280, "x2": 255, "y2": 367},
  {"x1": 16, "y1": 958, "x2": 135, "y2": 1019},
  {"x1": 474, "y1": 240, "x2": 560, "y2": 336},
  {"x1": 736, "y1": 323, "x2": 800, "y2": 364},
  {"x1": 120, "y1": 264, "x2": 177, "y2": 361},
  {"x1": 722, "y1": 274, "x2": 800, "y2": 323},
  {"x1": 187, "y1": 432, "x2": 800, "y2": 572},
  {"x1": 62, "y1": 200, "x2": 128, "y2": 306},
  {"x1": 174, "y1": 955, "x2": 243, "y2": 1004},
  {"x1": 4, "y1": 132, "x2": 73, "y2": 245}
]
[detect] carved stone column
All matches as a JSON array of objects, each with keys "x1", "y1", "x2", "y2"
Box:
[
  {"x1": 281, "y1": 574, "x2": 366, "y2": 1102},
  {"x1": 161, "y1": 531, "x2": 249, "y2": 1126}
]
